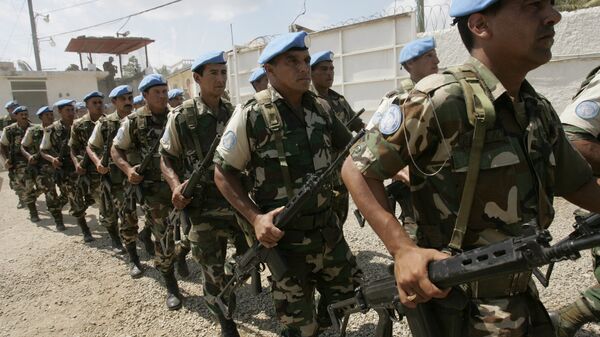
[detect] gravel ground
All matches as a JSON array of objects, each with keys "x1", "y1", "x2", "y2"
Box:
[{"x1": 0, "y1": 169, "x2": 599, "y2": 337}]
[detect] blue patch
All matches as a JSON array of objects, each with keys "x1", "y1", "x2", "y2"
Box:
[
  {"x1": 575, "y1": 100, "x2": 600, "y2": 120},
  {"x1": 379, "y1": 104, "x2": 403, "y2": 135},
  {"x1": 222, "y1": 130, "x2": 237, "y2": 151},
  {"x1": 368, "y1": 110, "x2": 384, "y2": 129}
]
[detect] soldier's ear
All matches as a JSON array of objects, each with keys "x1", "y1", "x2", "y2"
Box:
[
  {"x1": 468, "y1": 13, "x2": 491, "y2": 41},
  {"x1": 192, "y1": 72, "x2": 202, "y2": 85}
]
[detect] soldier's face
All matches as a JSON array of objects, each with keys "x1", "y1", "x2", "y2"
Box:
[
  {"x1": 267, "y1": 50, "x2": 311, "y2": 94},
  {"x1": 86, "y1": 97, "x2": 104, "y2": 116},
  {"x1": 113, "y1": 94, "x2": 133, "y2": 115},
  {"x1": 59, "y1": 105, "x2": 75, "y2": 123},
  {"x1": 197, "y1": 63, "x2": 227, "y2": 98},
  {"x1": 40, "y1": 111, "x2": 54, "y2": 125},
  {"x1": 480, "y1": 0, "x2": 560, "y2": 69},
  {"x1": 169, "y1": 96, "x2": 184, "y2": 108},
  {"x1": 15, "y1": 111, "x2": 28, "y2": 123},
  {"x1": 406, "y1": 50, "x2": 439, "y2": 81},
  {"x1": 311, "y1": 61, "x2": 335, "y2": 89},
  {"x1": 252, "y1": 76, "x2": 269, "y2": 92},
  {"x1": 143, "y1": 85, "x2": 168, "y2": 113}
]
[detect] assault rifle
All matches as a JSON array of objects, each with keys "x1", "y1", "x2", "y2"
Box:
[
  {"x1": 99, "y1": 129, "x2": 116, "y2": 215},
  {"x1": 54, "y1": 137, "x2": 71, "y2": 183},
  {"x1": 345, "y1": 108, "x2": 365, "y2": 129},
  {"x1": 122, "y1": 129, "x2": 165, "y2": 216},
  {"x1": 328, "y1": 212, "x2": 600, "y2": 337},
  {"x1": 166, "y1": 134, "x2": 221, "y2": 244},
  {"x1": 74, "y1": 152, "x2": 92, "y2": 207},
  {"x1": 215, "y1": 129, "x2": 367, "y2": 319}
]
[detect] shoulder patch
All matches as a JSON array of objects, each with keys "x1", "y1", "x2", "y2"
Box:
[
  {"x1": 414, "y1": 73, "x2": 457, "y2": 94},
  {"x1": 379, "y1": 104, "x2": 403, "y2": 135},
  {"x1": 115, "y1": 126, "x2": 125, "y2": 142},
  {"x1": 222, "y1": 130, "x2": 237, "y2": 151},
  {"x1": 575, "y1": 100, "x2": 600, "y2": 120}
]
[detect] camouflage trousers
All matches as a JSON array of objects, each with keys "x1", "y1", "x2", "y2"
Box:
[
  {"x1": 7, "y1": 166, "x2": 24, "y2": 202},
  {"x1": 12, "y1": 165, "x2": 38, "y2": 205},
  {"x1": 579, "y1": 247, "x2": 600, "y2": 316},
  {"x1": 331, "y1": 185, "x2": 349, "y2": 228},
  {"x1": 110, "y1": 183, "x2": 142, "y2": 245},
  {"x1": 140, "y1": 181, "x2": 175, "y2": 273},
  {"x1": 273, "y1": 234, "x2": 358, "y2": 337},
  {"x1": 35, "y1": 165, "x2": 63, "y2": 218},
  {"x1": 186, "y1": 206, "x2": 242, "y2": 317},
  {"x1": 72, "y1": 173, "x2": 117, "y2": 230}
]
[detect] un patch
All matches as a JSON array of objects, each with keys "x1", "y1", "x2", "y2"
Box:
[
  {"x1": 575, "y1": 100, "x2": 600, "y2": 120},
  {"x1": 222, "y1": 130, "x2": 237, "y2": 151},
  {"x1": 379, "y1": 104, "x2": 403, "y2": 135}
]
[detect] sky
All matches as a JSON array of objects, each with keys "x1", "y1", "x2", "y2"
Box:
[{"x1": 0, "y1": 0, "x2": 451, "y2": 72}]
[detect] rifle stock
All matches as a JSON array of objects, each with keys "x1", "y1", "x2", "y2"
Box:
[
  {"x1": 328, "y1": 213, "x2": 600, "y2": 336},
  {"x1": 215, "y1": 129, "x2": 367, "y2": 319}
]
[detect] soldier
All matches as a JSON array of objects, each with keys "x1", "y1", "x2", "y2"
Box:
[
  {"x1": 41, "y1": 99, "x2": 94, "y2": 243},
  {"x1": 342, "y1": 1, "x2": 600, "y2": 336},
  {"x1": 21, "y1": 106, "x2": 65, "y2": 229},
  {"x1": 214, "y1": 31, "x2": 359, "y2": 337},
  {"x1": 111, "y1": 74, "x2": 184, "y2": 310},
  {"x1": 167, "y1": 88, "x2": 184, "y2": 110},
  {"x1": 87, "y1": 85, "x2": 152, "y2": 277},
  {"x1": 2, "y1": 100, "x2": 24, "y2": 208},
  {"x1": 553, "y1": 66, "x2": 600, "y2": 337},
  {"x1": 133, "y1": 95, "x2": 145, "y2": 110},
  {"x1": 160, "y1": 51, "x2": 241, "y2": 336},
  {"x1": 249, "y1": 67, "x2": 268, "y2": 92},
  {"x1": 1, "y1": 106, "x2": 39, "y2": 220},
  {"x1": 71, "y1": 90, "x2": 125, "y2": 253}
]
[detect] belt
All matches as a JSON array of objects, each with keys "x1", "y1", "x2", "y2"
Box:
[{"x1": 466, "y1": 270, "x2": 532, "y2": 298}]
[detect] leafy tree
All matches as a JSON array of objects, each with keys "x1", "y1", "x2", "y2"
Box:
[
  {"x1": 156, "y1": 65, "x2": 171, "y2": 78},
  {"x1": 122, "y1": 56, "x2": 142, "y2": 78},
  {"x1": 65, "y1": 64, "x2": 80, "y2": 71},
  {"x1": 556, "y1": 0, "x2": 600, "y2": 11}
]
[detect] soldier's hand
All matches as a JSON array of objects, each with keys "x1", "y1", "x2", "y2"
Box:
[
  {"x1": 253, "y1": 206, "x2": 285, "y2": 248},
  {"x1": 51, "y1": 158, "x2": 62, "y2": 169},
  {"x1": 96, "y1": 163, "x2": 109, "y2": 175},
  {"x1": 127, "y1": 165, "x2": 143, "y2": 185},
  {"x1": 172, "y1": 180, "x2": 192, "y2": 210},
  {"x1": 75, "y1": 163, "x2": 87, "y2": 175},
  {"x1": 393, "y1": 246, "x2": 450, "y2": 308},
  {"x1": 4, "y1": 159, "x2": 12, "y2": 169}
]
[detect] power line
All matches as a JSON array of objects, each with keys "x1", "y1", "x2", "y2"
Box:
[
  {"x1": 41, "y1": 0, "x2": 100, "y2": 14},
  {"x1": 38, "y1": 0, "x2": 183, "y2": 39}
]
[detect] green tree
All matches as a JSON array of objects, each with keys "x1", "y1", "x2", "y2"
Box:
[
  {"x1": 122, "y1": 56, "x2": 141, "y2": 78},
  {"x1": 556, "y1": 0, "x2": 600, "y2": 11},
  {"x1": 65, "y1": 64, "x2": 80, "y2": 71},
  {"x1": 156, "y1": 65, "x2": 171, "y2": 78}
]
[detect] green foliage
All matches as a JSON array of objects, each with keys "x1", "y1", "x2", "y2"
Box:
[
  {"x1": 65, "y1": 64, "x2": 80, "y2": 71},
  {"x1": 156, "y1": 65, "x2": 171, "y2": 78},
  {"x1": 556, "y1": 0, "x2": 600, "y2": 11},
  {"x1": 122, "y1": 56, "x2": 142, "y2": 78}
]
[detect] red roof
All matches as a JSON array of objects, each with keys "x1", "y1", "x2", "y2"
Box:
[{"x1": 65, "y1": 36, "x2": 154, "y2": 54}]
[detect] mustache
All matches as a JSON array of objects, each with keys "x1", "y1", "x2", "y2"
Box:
[
  {"x1": 124, "y1": 104, "x2": 133, "y2": 108},
  {"x1": 538, "y1": 27, "x2": 555, "y2": 39}
]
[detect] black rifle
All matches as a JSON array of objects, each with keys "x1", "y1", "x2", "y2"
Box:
[
  {"x1": 345, "y1": 108, "x2": 365, "y2": 129},
  {"x1": 74, "y1": 152, "x2": 92, "y2": 207},
  {"x1": 216, "y1": 129, "x2": 367, "y2": 319},
  {"x1": 54, "y1": 137, "x2": 71, "y2": 183},
  {"x1": 328, "y1": 212, "x2": 600, "y2": 337},
  {"x1": 99, "y1": 129, "x2": 116, "y2": 215},
  {"x1": 122, "y1": 128, "x2": 165, "y2": 216},
  {"x1": 166, "y1": 135, "x2": 221, "y2": 244},
  {"x1": 6, "y1": 130, "x2": 16, "y2": 189}
]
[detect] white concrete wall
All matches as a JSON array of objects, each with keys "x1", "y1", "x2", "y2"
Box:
[{"x1": 427, "y1": 6, "x2": 600, "y2": 115}]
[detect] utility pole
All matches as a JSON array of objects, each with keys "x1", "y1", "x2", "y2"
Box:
[
  {"x1": 27, "y1": 0, "x2": 42, "y2": 71},
  {"x1": 416, "y1": 0, "x2": 425, "y2": 33}
]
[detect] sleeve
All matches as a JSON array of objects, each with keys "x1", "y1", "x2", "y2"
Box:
[
  {"x1": 214, "y1": 104, "x2": 251, "y2": 171},
  {"x1": 366, "y1": 94, "x2": 395, "y2": 131},
  {"x1": 159, "y1": 112, "x2": 183, "y2": 158},
  {"x1": 351, "y1": 89, "x2": 442, "y2": 181},
  {"x1": 40, "y1": 128, "x2": 52, "y2": 151},
  {"x1": 87, "y1": 122, "x2": 104, "y2": 150},
  {"x1": 67, "y1": 123, "x2": 79, "y2": 149},
  {"x1": 0, "y1": 128, "x2": 9, "y2": 146},
  {"x1": 21, "y1": 128, "x2": 33, "y2": 147},
  {"x1": 562, "y1": 124, "x2": 598, "y2": 142},
  {"x1": 112, "y1": 118, "x2": 133, "y2": 150},
  {"x1": 560, "y1": 82, "x2": 600, "y2": 138}
]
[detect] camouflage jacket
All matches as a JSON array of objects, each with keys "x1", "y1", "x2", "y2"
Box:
[
  {"x1": 40, "y1": 120, "x2": 75, "y2": 172},
  {"x1": 367, "y1": 78, "x2": 415, "y2": 131},
  {"x1": 21, "y1": 124, "x2": 48, "y2": 167},
  {"x1": 160, "y1": 96, "x2": 233, "y2": 205},
  {"x1": 1, "y1": 122, "x2": 30, "y2": 167},
  {"x1": 215, "y1": 85, "x2": 352, "y2": 217},
  {"x1": 0, "y1": 115, "x2": 14, "y2": 131},
  {"x1": 351, "y1": 57, "x2": 593, "y2": 249},
  {"x1": 310, "y1": 85, "x2": 363, "y2": 132},
  {"x1": 88, "y1": 112, "x2": 126, "y2": 185},
  {"x1": 69, "y1": 113, "x2": 101, "y2": 170},
  {"x1": 561, "y1": 65, "x2": 600, "y2": 142}
]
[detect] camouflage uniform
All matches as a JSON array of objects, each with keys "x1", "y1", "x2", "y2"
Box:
[
  {"x1": 558, "y1": 65, "x2": 600, "y2": 336},
  {"x1": 215, "y1": 86, "x2": 359, "y2": 336},
  {"x1": 1, "y1": 122, "x2": 37, "y2": 208},
  {"x1": 1, "y1": 116, "x2": 24, "y2": 202},
  {"x1": 21, "y1": 124, "x2": 63, "y2": 222},
  {"x1": 160, "y1": 95, "x2": 243, "y2": 317},
  {"x1": 350, "y1": 57, "x2": 593, "y2": 336},
  {"x1": 113, "y1": 105, "x2": 173, "y2": 272},
  {"x1": 70, "y1": 113, "x2": 116, "y2": 231}
]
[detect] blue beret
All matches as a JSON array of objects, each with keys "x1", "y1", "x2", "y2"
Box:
[
  {"x1": 54, "y1": 99, "x2": 75, "y2": 109},
  {"x1": 12, "y1": 106, "x2": 28, "y2": 114},
  {"x1": 168, "y1": 88, "x2": 184, "y2": 100},
  {"x1": 138, "y1": 74, "x2": 167, "y2": 92},
  {"x1": 449, "y1": 0, "x2": 501, "y2": 17},
  {"x1": 133, "y1": 95, "x2": 144, "y2": 105},
  {"x1": 4, "y1": 100, "x2": 18, "y2": 109},
  {"x1": 75, "y1": 102, "x2": 86, "y2": 110},
  {"x1": 83, "y1": 91, "x2": 104, "y2": 102},
  {"x1": 109, "y1": 85, "x2": 133, "y2": 98},
  {"x1": 399, "y1": 37, "x2": 436, "y2": 64},
  {"x1": 191, "y1": 51, "x2": 226, "y2": 72},
  {"x1": 310, "y1": 50, "x2": 334, "y2": 67},
  {"x1": 258, "y1": 31, "x2": 309, "y2": 65},
  {"x1": 36, "y1": 106, "x2": 52, "y2": 116},
  {"x1": 248, "y1": 67, "x2": 266, "y2": 83}
]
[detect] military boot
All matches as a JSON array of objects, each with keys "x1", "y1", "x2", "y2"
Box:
[
  {"x1": 553, "y1": 296, "x2": 600, "y2": 337},
  {"x1": 139, "y1": 226, "x2": 155, "y2": 256},
  {"x1": 125, "y1": 242, "x2": 144, "y2": 278},
  {"x1": 28, "y1": 203, "x2": 40, "y2": 222},
  {"x1": 54, "y1": 213, "x2": 66, "y2": 231},
  {"x1": 77, "y1": 217, "x2": 95, "y2": 243},
  {"x1": 17, "y1": 200, "x2": 24, "y2": 209},
  {"x1": 107, "y1": 227, "x2": 126, "y2": 254},
  {"x1": 176, "y1": 245, "x2": 190, "y2": 278},
  {"x1": 217, "y1": 313, "x2": 240, "y2": 337},
  {"x1": 161, "y1": 267, "x2": 182, "y2": 310}
]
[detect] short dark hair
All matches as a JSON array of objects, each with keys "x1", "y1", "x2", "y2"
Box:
[{"x1": 455, "y1": 1, "x2": 503, "y2": 52}]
